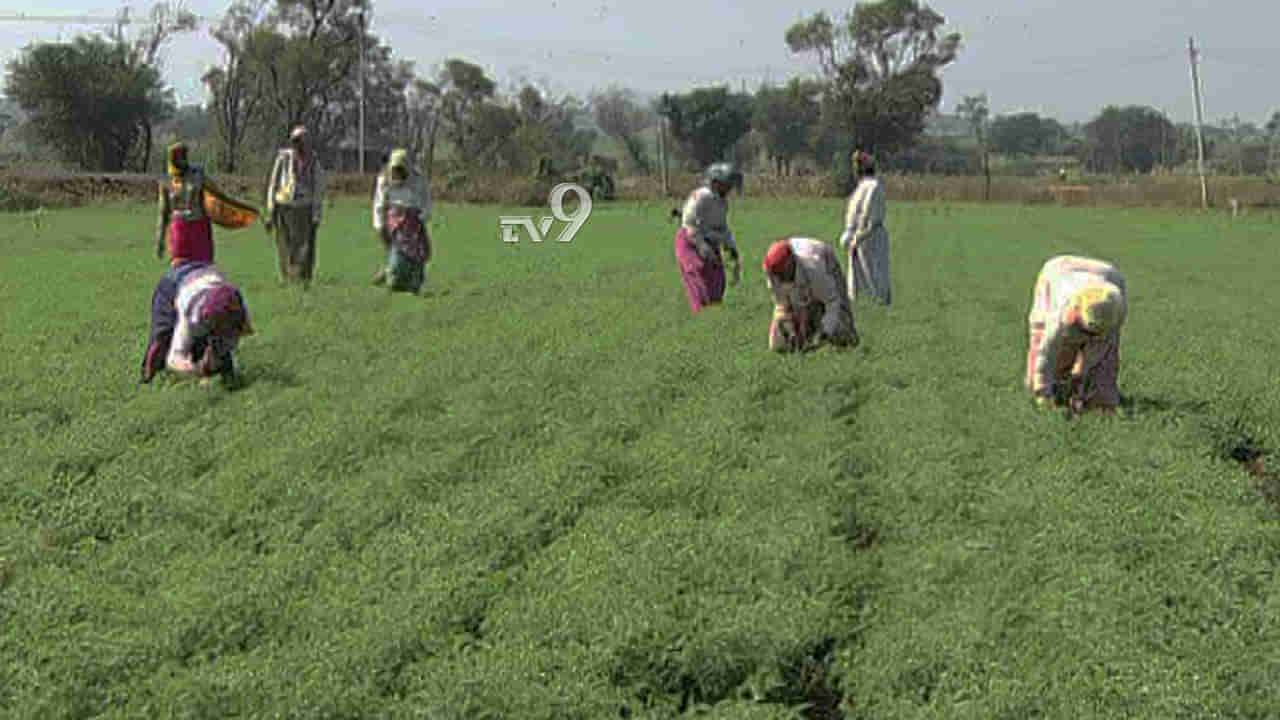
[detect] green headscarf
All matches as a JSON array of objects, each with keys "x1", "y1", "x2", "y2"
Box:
[{"x1": 385, "y1": 149, "x2": 411, "y2": 186}]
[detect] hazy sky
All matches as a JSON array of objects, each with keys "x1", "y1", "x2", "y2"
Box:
[{"x1": 0, "y1": 0, "x2": 1275, "y2": 125}]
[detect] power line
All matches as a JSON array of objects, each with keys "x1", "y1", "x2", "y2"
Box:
[{"x1": 0, "y1": 13, "x2": 129, "y2": 24}]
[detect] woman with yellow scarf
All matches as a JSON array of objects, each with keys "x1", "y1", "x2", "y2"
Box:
[
  {"x1": 371, "y1": 149, "x2": 432, "y2": 294},
  {"x1": 1025, "y1": 255, "x2": 1128, "y2": 414}
]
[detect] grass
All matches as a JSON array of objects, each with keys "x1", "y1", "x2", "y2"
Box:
[{"x1": 2, "y1": 194, "x2": 1279, "y2": 719}]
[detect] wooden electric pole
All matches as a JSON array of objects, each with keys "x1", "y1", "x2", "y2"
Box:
[
  {"x1": 1188, "y1": 37, "x2": 1208, "y2": 209},
  {"x1": 357, "y1": 8, "x2": 367, "y2": 175},
  {"x1": 659, "y1": 115, "x2": 669, "y2": 196}
]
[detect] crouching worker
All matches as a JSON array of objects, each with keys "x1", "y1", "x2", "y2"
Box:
[
  {"x1": 140, "y1": 264, "x2": 254, "y2": 384},
  {"x1": 1025, "y1": 254, "x2": 1127, "y2": 414},
  {"x1": 762, "y1": 237, "x2": 859, "y2": 353}
]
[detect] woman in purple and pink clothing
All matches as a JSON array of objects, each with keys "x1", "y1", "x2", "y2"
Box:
[
  {"x1": 673, "y1": 163, "x2": 742, "y2": 313},
  {"x1": 141, "y1": 264, "x2": 254, "y2": 385}
]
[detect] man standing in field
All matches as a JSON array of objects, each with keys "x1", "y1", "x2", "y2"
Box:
[
  {"x1": 761, "y1": 237, "x2": 859, "y2": 353},
  {"x1": 673, "y1": 162, "x2": 742, "y2": 313},
  {"x1": 839, "y1": 151, "x2": 891, "y2": 307},
  {"x1": 1025, "y1": 254, "x2": 1128, "y2": 414},
  {"x1": 264, "y1": 125, "x2": 326, "y2": 289}
]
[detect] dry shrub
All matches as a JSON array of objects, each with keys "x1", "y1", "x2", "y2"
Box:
[{"x1": 3, "y1": 167, "x2": 1279, "y2": 211}]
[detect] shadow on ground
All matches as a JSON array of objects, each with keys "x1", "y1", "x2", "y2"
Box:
[
  {"x1": 231, "y1": 365, "x2": 303, "y2": 391},
  {"x1": 1118, "y1": 394, "x2": 1211, "y2": 417}
]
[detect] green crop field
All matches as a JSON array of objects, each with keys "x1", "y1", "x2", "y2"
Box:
[{"x1": 2, "y1": 196, "x2": 1279, "y2": 719}]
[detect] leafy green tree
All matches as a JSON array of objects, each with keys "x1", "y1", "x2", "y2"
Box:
[
  {"x1": 787, "y1": 0, "x2": 961, "y2": 164},
  {"x1": 127, "y1": 1, "x2": 199, "y2": 171},
  {"x1": 510, "y1": 86, "x2": 596, "y2": 174},
  {"x1": 1266, "y1": 111, "x2": 1280, "y2": 177},
  {"x1": 202, "y1": 0, "x2": 272, "y2": 172},
  {"x1": 589, "y1": 86, "x2": 654, "y2": 174},
  {"x1": 753, "y1": 78, "x2": 821, "y2": 175},
  {"x1": 398, "y1": 77, "x2": 443, "y2": 179},
  {"x1": 4, "y1": 36, "x2": 173, "y2": 171},
  {"x1": 989, "y1": 113, "x2": 1055, "y2": 157},
  {"x1": 253, "y1": 0, "x2": 370, "y2": 151},
  {"x1": 656, "y1": 86, "x2": 753, "y2": 169},
  {"x1": 1080, "y1": 105, "x2": 1181, "y2": 174},
  {"x1": 956, "y1": 93, "x2": 989, "y2": 197},
  {"x1": 437, "y1": 58, "x2": 498, "y2": 164}
]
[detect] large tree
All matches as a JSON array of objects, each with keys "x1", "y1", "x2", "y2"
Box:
[
  {"x1": 127, "y1": 1, "x2": 199, "y2": 171},
  {"x1": 202, "y1": 0, "x2": 272, "y2": 172},
  {"x1": 252, "y1": 0, "x2": 371, "y2": 152},
  {"x1": 436, "y1": 58, "x2": 498, "y2": 165},
  {"x1": 1080, "y1": 105, "x2": 1181, "y2": 174},
  {"x1": 509, "y1": 85, "x2": 596, "y2": 174},
  {"x1": 397, "y1": 77, "x2": 443, "y2": 179},
  {"x1": 656, "y1": 86, "x2": 753, "y2": 169},
  {"x1": 4, "y1": 35, "x2": 173, "y2": 171},
  {"x1": 344, "y1": 40, "x2": 414, "y2": 163},
  {"x1": 1267, "y1": 111, "x2": 1280, "y2": 177},
  {"x1": 988, "y1": 112, "x2": 1065, "y2": 157},
  {"x1": 956, "y1": 93, "x2": 989, "y2": 197},
  {"x1": 787, "y1": 0, "x2": 961, "y2": 161},
  {"x1": 589, "y1": 85, "x2": 654, "y2": 174},
  {"x1": 753, "y1": 78, "x2": 821, "y2": 175}
]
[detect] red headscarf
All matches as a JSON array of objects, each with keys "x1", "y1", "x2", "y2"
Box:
[
  {"x1": 763, "y1": 240, "x2": 794, "y2": 274},
  {"x1": 200, "y1": 285, "x2": 254, "y2": 336}
]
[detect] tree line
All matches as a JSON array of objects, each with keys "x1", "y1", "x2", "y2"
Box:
[{"x1": 2, "y1": 0, "x2": 1277, "y2": 183}]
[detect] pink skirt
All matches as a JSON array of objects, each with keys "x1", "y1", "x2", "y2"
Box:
[
  {"x1": 673, "y1": 226, "x2": 725, "y2": 314},
  {"x1": 168, "y1": 216, "x2": 214, "y2": 265}
]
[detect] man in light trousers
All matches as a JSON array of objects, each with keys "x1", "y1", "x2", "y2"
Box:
[{"x1": 839, "y1": 150, "x2": 891, "y2": 307}]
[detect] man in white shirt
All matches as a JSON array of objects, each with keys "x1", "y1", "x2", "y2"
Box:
[
  {"x1": 762, "y1": 237, "x2": 859, "y2": 353},
  {"x1": 264, "y1": 125, "x2": 327, "y2": 289},
  {"x1": 838, "y1": 151, "x2": 891, "y2": 307}
]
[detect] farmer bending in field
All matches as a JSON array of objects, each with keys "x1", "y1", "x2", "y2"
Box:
[
  {"x1": 674, "y1": 162, "x2": 742, "y2": 313},
  {"x1": 142, "y1": 142, "x2": 257, "y2": 381},
  {"x1": 371, "y1": 149, "x2": 432, "y2": 293},
  {"x1": 141, "y1": 263, "x2": 254, "y2": 384},
  {"x1": 762, "y1": 237, "x2": 859, "y2": 353},
  {"x1": 839, "y1": 150, "x2": 891, "y2": 307},
  {"x1": 1025, "y1": 254, "x2": 1128, "y2": 414}
]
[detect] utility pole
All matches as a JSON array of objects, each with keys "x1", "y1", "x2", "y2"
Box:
[
  {"x1": 658, "y1": 114, "x2": 669, "y2": 196},
  {"x1": 357, "y1": 8, "x2": 367, "y2": 175},
  {"x1": 0, "y1": 13, "x2": 132, "y2": 24},
  {"x1": 1269, "y1": 124, "x2": 1280, "y2": 180},
  {"x1": 1188, "y1": 37, "x2": 1208, "y2": 209}
]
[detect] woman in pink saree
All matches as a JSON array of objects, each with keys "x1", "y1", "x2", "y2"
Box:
[{"x1": 673, "y1": 163, "x2": 742, "y2": 313}]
